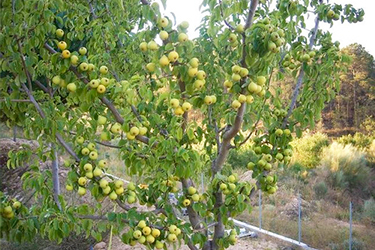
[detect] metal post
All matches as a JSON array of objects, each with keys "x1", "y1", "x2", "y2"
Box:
[
  {"x1": 51, "y1": 143, "x2": 61, "y2": 211},
  {"x1": 13, "y1": 126, "x2": 17, "y2": 142},
  {"x1": 298, "y1": 193, "x2": 301, "y2": 244},
  {"x1": 349, "y1": 201, "x2": 352, "y2": 250},
  {"x1": 259, "y1": 190, "x2": 262, "y2": 230}
]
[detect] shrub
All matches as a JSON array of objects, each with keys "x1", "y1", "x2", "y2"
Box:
[
  {"x1": 337, "y1": 132, "x2": 373, "y2": 149},
  {"x1": 314, "y1": 181, "x2": 328, "y2": 199},
  {"x1": 290, "y1": 132, "x2": 329, "y2": 168},
  {"x1": 362, "y1": 197, "x2": 375, "y2": 223},
  {"x1": 329, "y1": 238, "x2": 365, "y2": 250},
  {"x1": 321, "y1": 142, "x2": 371, "y2": 195},
  {"x1": 343, "y1": 238, "x2": 365, "y2": 250},
  {"x1": 360, "y1": 116, "x2": 375, "y2": 137}
]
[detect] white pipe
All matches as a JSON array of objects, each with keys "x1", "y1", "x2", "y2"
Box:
[{"x1": 231, "y1": 219, "x2": 317, "y2": 250}]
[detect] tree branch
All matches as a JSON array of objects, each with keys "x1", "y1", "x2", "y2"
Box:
[
  {"x1": 44, "y1": 42, "x2": 153, "y2": 146},
  {"x1": 241, "y1": 0, "x2": 259, "y2": 67},
  {"x1": 213, "y1": 0, "x2": 259, "y2": 174},
  {"x1": 181, "y1": 178, "x2": 203, "y2": 230},
  {"x1": 208, "y1": 105, "x2": 221, "y2": 153},
  {"x1": 34, "y1": 79, "x2": 49, "y2": 93},
  {"x1": 212, "y1": 190, "x2": 225, "y2": 246},
  {"x1": 218, "y1": 0, "x2": 235, "y2": 30},
  {"x1": 210, "y1": 2, "x2": 259, "y2": 249},
  {"x1": 20, "y1": 82, "x2": 80, "y2": 162},
  {"x1": 115, "y1": 199, "x2": 131, "y2": 211},
  {"x1": 282, "y1": 15, "x2": 320, "y2": 128},
  {"x1": 16, "y1": 38, "x2": 33, "y2": 91},
  {"x1": 87, "y1": 0, "x2": 98, "y2": 19}
]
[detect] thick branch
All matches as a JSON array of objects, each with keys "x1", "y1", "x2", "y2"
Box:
[
  {"x1": 213, "y1": 0, "x2": 258, "y2": 174},
  {"x1": 115, "y1": 199, "x2": 131, "y2": 211},
  {"x1": 222, "y1": 104, "x2": 246, "y2": 142},
  {"x1": 187, "y1": 240, "x2": 199, "y2": 250},
  {"x1": 212, "y1": 103, "x2": 246, "y2": 175},
  {"x1": 100, "y1": 96, "x2": 125, "y2": 124},
  {"x1": 181, "y1": 178, "x2": 203, "y2": 230},
  {"x1": 210, "y1": 2, "x2": 259, "y2": 249},
  {"x1": 282, "y1": 16, "x2": 320, "y2": 128},
  {"x1": 212, "y1": 191, "x2": 225, "y2": 246},
  {"x1": 244, "y1": 0, "x2": 259, "y2": 30}
]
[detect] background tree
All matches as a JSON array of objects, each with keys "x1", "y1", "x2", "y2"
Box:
[
  {"x1": 322, "y1": 43, "x2": 375, "y2": 134},
  {"x1": 0, "y1": 0, "x2": 364, "y2": 249}
]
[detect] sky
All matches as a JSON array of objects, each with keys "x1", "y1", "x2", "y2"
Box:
[{"x1": 157, "y1": 0, "x2": 375, "y2": 57}]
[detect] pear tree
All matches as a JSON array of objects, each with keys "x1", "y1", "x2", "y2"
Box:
[{"x1": 0, "y1": 0, "x2": 364, "y2": 249}]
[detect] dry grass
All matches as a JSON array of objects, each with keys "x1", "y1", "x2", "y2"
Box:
[{"x1": 237, "y1": 184, "x2": 375, "y2": 250}]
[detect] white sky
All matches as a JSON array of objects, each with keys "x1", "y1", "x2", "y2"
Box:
[{"x1": 158, "y1": 0, "x2": 375, "y2": 57}]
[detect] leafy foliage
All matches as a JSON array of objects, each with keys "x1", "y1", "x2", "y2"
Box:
[{"x1": 0, "y1": 0, "x2": 365, "y2": 249}]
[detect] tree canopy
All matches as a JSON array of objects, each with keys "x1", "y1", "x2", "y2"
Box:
[{"x1": 0, "y1": 0, "x2": 365, "y2": 249}]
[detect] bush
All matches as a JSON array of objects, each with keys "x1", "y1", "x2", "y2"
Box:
[
  {"x1": 362, "y1": 197, "x2": 375, "y2": 223},
  {"x1": 343, "y1": 238, "x2": 365, "y2": 250},
  {"x1": 291, "y1": 132, "x2": 329, "y2": 168},
  {"x1": 360, "y1": 116, "x2": 375, "y2": 137},
  {"x1": 368, "y1": 140, "x2": 375, "y2": 168},
  {"x1": 321, "y1": 142, "x2": 371, "y2": 195},
  {"x1": 329, "y1": 238, "x2": 365, "y2": 250},
  {"x1": 314, "y1": 181, "x2": 328, "y2": 199},
  {"x1": 337, "y1": 132, "x2": 373, "y2": 149}
]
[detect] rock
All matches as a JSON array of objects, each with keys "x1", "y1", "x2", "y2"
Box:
[{"x1": 93, "y1": 241, "x2": 107, "y2": 250}]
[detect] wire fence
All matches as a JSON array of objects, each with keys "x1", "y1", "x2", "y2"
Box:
[{"x1": 247, "y1": 190, "x2": 357, "y2": 250}]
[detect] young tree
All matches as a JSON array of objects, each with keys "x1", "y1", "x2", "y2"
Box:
[{"x1": 0, "y1": 0, "x2": 364, "y2": 249}]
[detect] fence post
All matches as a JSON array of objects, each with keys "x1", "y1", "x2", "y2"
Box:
[
  {"x1": 51, "y1": 143, "x2": 61, "y2": 211},
  {"x1": 298, "y1": 193, "x2": 301, "y2": 244},
  {"x1": 13, "y1": 126, "x2": 17, "y2": 142},
  {"x1": 349, "y1": 201, "x2": 352, "y2": 250},
  {"x1": 259, "y1": 190, "x2": 262, "y2": 230}
]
